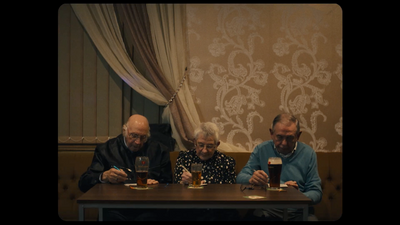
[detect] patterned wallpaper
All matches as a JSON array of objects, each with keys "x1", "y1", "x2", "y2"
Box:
[{"x1": 186, "y1": 4, "x2": 342, "y2": 152}]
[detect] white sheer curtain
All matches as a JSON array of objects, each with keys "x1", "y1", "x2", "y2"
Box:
[
  {"x1": 70, "y1": 4, "x2": 244, "y2": 151},
  {"x1": 146, "y1": 4, "x2": 199, "y2": 150},
  {"x1": 71, "y1": 4, "x2": 193, "y2": 150},
  {"x1": 146, "y1": 4, "x2": 244, "y2": 152},
  {"x1": 70, "y1": 4, "x2": 167, "y2": 106}
]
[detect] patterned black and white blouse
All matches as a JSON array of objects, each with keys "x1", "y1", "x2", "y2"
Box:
[{"x1": 173, "y1": 148, "x2": 236, "y2": 184}]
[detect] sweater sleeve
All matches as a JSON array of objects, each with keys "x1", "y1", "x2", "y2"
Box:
[
  {"x1": 302, "y1": 151, "x2": 323, "y2": 205},
  {"x1": 236, "y1": 147, "x2": 261, "y2": 184}
]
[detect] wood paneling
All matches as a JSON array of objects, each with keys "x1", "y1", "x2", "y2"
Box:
[
  {"x1": 58, "y1": 4, "x2": 71, "y2": 142},
  {"x1": 108, "y1": 67, "x2": 123, "y2": 136},
  {"x1": 82, "y1": 27, "x2": 97, "y2": 143},
  {"x1": 69, "y1": 6, "x2": 83, "y2": 142}
]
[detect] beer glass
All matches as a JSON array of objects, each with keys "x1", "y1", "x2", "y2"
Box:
[
  {"x1": 268, "y1": 157, "x2": 282, "y2": 189},
  {"x1": 191, "y1": 163, "x2": 202, "y2": 187},
  {"x1": 135, "y1": 156, "x2": 149, "y2": 188}
]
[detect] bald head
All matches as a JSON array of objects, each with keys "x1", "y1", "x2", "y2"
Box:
[
  {"x1": 122, "y1": 114, "x2": 150, "y2": 152},
  {"x1": 128, "y1": 114, "x2": 149, "y2": 130}
]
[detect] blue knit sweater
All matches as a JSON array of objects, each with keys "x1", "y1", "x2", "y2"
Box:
[{"x1": 236, "y1": 140, "x2": 322, "y2": 205}]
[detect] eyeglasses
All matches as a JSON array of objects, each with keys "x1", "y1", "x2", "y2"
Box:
[
  {"x1": 240, "y1": 184, "x2": 254, "y2": 191},
  {"x1": 275, "y1": 135, "x2": 296, "y2": 143},
  {"x1": 128, "y1": 133, "x2": 148, "y2": 142},
  {"x1": 196, "y1": 143, "x2": 215, "y2": 150},
  {"x1": 240, "y1": 184, "x2": 267, "y2": 191}
]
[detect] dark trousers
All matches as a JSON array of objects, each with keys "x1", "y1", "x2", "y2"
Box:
[
  {"x1": 165, "y1": 208, "x2": 241, "y2": 221},
  {"x1": 103, "y1": 208, "x2": 242, "y2": 221},
  {"x1": 103, "y1": 208, "x2": 168, "y2": 221}
]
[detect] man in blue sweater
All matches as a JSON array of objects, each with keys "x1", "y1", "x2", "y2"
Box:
[{"x1": 237, "y1": 113, "x2": 322, "y2": 221}]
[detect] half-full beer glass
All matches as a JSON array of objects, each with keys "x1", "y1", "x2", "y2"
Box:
[
  {"x1": 135, "y1": 156, "x2": 149, "y2": 188},
  {"x1": 268, "y1": 157, "x2": 282, "y2": 189},
  {"x1": 191, "y1": 163, "x2": 202, "y2": 187}
]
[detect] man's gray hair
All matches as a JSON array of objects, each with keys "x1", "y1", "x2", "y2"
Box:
[
  {"x1": 194, "y1": 122, "x2": 220, "y2": 144},
  {"x1": 271, "y1": 113, "x2": 300, "y2": 135}
]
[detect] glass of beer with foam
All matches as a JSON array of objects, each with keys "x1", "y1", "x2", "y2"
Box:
[
  {"x1": 268, "y1": 157, "x2": 282, "y2": 189},
  {"x1": 135, "y1": 156, "x2": 149, "y2": 188},
  {"x1": 191, "y1": 163, "x2": 202, "y2": 187}
]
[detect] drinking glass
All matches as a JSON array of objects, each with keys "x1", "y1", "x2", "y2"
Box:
[
  {"x1": 135, "y1": 156, "x2": 149, "y2": 188},
  {"x1": 191, "y1": 163, "x2": 202, "y2": 187},
  {"x1": 267, "y1": 157, "x2": 282, "y2": 189}
]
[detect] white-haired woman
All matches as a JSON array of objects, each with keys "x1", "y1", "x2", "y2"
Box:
[
  {"x1": 168, "y1": 122, "x2": 239, "y2": 221},
  {"x1": 174, "y1": 122, "x2": 236, "y2": 185}
]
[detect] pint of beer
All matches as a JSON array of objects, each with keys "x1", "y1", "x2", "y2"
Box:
[
  {"x1": 191, "y1": 163, "x2": 202, "y2": 187},
  {"x1": 135, "y1": 156, "x2": 149, "y2": 188},
  {"x1": 268, "y1": 157, "x2": 282, "y2": 189}
]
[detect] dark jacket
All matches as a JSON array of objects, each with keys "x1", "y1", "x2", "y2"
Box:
[{"x1": 78, "y1": 134, "x2": 172, "y2": 193}]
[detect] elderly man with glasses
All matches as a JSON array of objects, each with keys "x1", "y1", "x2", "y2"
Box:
[
  {"x1": 237, "y1": 113, "x2": 322, "y2": 221},
  {"x1": 79, "y1": 114, "x2": 172, "y2": 192},
  {"x1": 78, "y1": 114, "x2": 173, "y2": 220}
]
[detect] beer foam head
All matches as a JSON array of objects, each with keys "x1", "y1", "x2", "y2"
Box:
[{"x1": 268, "y1": 157, "x2": 282, "y2": 164}]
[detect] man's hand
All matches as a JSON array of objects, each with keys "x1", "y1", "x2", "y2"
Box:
[
  {"x1": 285, "y1": 180, "x2": 299, "y2": 190},
  {"x1": 181, "y1": 171, "x2": 192, "y2": 184},
  {"x1": 101, "y1": 168, "x2": 128, "y2": 183},
  {"x1": 249, "y1": 170, "x2": 269, "y2": 186},
  {"x1": 147, "y1": 179, "x2": 159, "y2": 185}
]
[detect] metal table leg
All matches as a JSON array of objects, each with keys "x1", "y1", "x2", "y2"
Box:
[
  {"x1": 78, "y1": 204, "x2": 84, "y2": 221},
  {"x1": 303, "y1": 205, "x2": 308, "y2": 221},
  {"x1": 98, "y1": 207, "x2": 103, "y2": 221}
]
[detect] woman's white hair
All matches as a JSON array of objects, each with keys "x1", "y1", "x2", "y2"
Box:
[{"x1": 193, "y1": 122, "x2": 220, "y2": 144}]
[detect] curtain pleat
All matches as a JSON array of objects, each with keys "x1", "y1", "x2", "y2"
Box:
[
  {"x1": 70, "y1": 3, "x2": 245, "y2": 151},
  {"x1": 70, "y1": 4, "x2": 167, "y2": 106},
  {"x1": 115, "y1": 4, "x2": 197, "y2": 149}
]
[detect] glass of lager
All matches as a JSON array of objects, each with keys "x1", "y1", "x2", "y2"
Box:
[
  {"x1": 268, "y1": 157, "x2": 282, "y2": 190},
  {"x1": 191, "y1": 163, "x2": 202, "y2": 187},
  {"x1": 135, "y1": 156, "x2": 149, "y2": 188}
]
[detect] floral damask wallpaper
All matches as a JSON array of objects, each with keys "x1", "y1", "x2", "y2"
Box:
[{"x1": 186, "y1": 4, "x2": 342, "y2": 152}]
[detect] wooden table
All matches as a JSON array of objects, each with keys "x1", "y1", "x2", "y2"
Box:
[{"x1": 77, "y1": 183, "x2": 311, "y2": 221}]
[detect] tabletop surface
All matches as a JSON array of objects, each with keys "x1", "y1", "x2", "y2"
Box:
[{"x1": 77, "y1": 183, "x2": 311, "y2": 206}]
